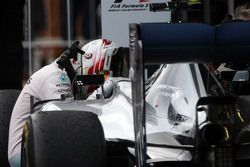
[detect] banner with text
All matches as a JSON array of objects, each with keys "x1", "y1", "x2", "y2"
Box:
[{"x1": 101, "y1": 0, "x2": 170, "y2": 47}]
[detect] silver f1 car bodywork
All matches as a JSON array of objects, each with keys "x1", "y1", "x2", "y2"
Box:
[{"x1": 41, "y1": 64, "x2": 205, "y2": 161}]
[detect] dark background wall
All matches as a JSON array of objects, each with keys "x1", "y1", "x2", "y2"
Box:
[{"x1": 0, "y1": 0, "x2": 25, "y2": 89}]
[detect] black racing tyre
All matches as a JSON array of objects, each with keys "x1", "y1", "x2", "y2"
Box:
[
  {"x1": 21, "y1": 110, "x2": 106, "y2": 167},
  {"x1": 0, "y1": 89, "x2": 20, "y2": 167}
]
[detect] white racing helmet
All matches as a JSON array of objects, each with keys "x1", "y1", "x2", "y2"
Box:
[
  {"x1": 80, "y1": 39, "x2": 126, "y2": 78},
  {"x1": 75, "y1": 39, "x2": 128, "y2": 98}
]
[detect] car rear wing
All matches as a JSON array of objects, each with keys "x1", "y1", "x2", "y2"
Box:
[
  {"x1": 129, "y1": 21, "x2": 250, "y2": 167},
  {"x1": 133, "y1": 21, "x2": 250, "y2": 64}
]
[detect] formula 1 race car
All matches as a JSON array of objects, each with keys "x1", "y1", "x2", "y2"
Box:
[{"x1": 2, "y1": 21, "x2": 250, "y2": 167}]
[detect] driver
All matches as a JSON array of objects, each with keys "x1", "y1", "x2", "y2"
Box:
[{"x1": 8, "y1": 39, "x2": 125, "y2": 167}]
